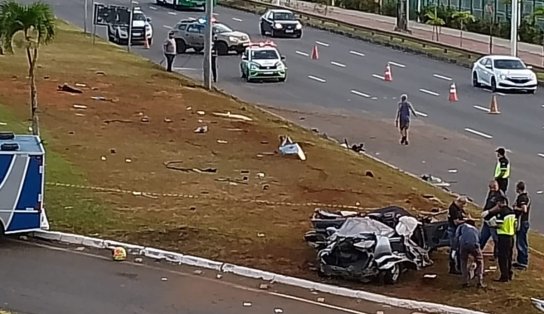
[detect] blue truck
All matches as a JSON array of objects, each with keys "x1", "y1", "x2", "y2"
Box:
[{"x1": 0, "y1": 132, "x2": 49, "y2": 235}]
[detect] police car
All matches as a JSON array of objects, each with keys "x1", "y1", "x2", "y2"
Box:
[
  {"x1": 107, "y1": 7, "x2": 153, "y2": 46},
  {"x1": 240, "y1": 41, "x2": 287, "y2": 82}
]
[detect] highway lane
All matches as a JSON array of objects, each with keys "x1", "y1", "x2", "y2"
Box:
[
  {"x1": 0, "y1": 240, "x2": 409, "y2": 314},
  {"x1": 43, "y1": 0, "x2": 544, "y2": 230}
]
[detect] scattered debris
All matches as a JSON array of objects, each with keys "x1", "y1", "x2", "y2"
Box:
[
  {"x1": 531, "y1": 298, "x2": 544, "y2": 312},
  {"x1": 19, "y1": 235, "x2": 29, "y2": 241},
  {"x1": 125, "y1": 158, "x2": 132, "y2": 163},
  {"x1": 164, "y1": 160, "x2": 217, "y2": 174},
  {"x1": 95, "y1": 70, "x2": 106, "y2": 75},
  {"x1": 376, "y1": 311, "x2": 384, "y2": 314},
  {"x1": 75, "y1": 113, "x2": 85, "y2": 117},
  {"x1": 91, "y1": 96, "x2": 118, "y2": 102},
  {"x1": 274, "y1": 308, "x2": 284, "y2": 313},
  {"x1": 72, "y1": 104, "x2": 87, "y2": 110},
  {"x1": 110, "y1": 149, "x2": 116, "y2": 154},
  {"x1": 197, "y1": 110, "x2": 206, "y2": 115},
  {"x1": 75, "y1": 246, "x2": 85, "y2": 251},
  {"x1": 242, "y1": 302, "x2": 252, "y2": 307},
  {"x1": 131, "y1": 191, "x2": 143, "y2": 196},
  {"x1": 227, "y1": 128, "x2": 245, "y2": 132},
  {"x1": 57, "y1": 83, "x2": 83, "y2": 94},
  {"x1": 365, "y1": 170, "x2": 374, "y2": 178},
  {"x1": 342, "y1": 139, "x2": 365, "y2": 153},
  {"x1": 537, "y1": 191, "x2": 543, "y2": 194},
  {"x1": 216, "y1": 274, "x2": 222, "y2": 279},
  {"x1": 256, "y1": 172, "x2": 265, "y2": 179},
  {"x1": 164, "y1": 118, "x2": 172, "y2": 123},
  {"x1": 186, "y1": 106, "x2": 192, "y2": 110},
  {"x1": 317, "y1": 297, "x2": 325, "y2": 303},
  {"x1": 215, "y1": 178, "x2": 247, "y2": 185},
  {"x1": 262, "y1": 184, "x2": 270, "y2": 190},
  {"x1": 100, "y1": 156, "x2": 106, "y2": 161},
  {"x1": 0, "y1": 122, "x2": 7, "y2": 126},
  {"x1": 212, "y1": 111, "x2": 252, "y2": 121},
  {"x1": 259, "y1": 283, "x2": 269, "y2": 290},
  {"x1": 279, "y1": 136, "x2": 306, "y2": 161},
  {"x1": 257, "y1": 233, "x2": 265, "y2": 238},
  {"x1": 311, "y1": 128, "x2": 319, "y2": 133},
  {"x1": 448, "y1": 169, "x2": 458, "y2": 173},
  {"x1": 489, "y1": 266, "x2": 497, "y2": 270},
  {"x1": 134, "y1": 257, "x2": 143, "y2": 263},
  {"x1": 104, "y1": 119, "x2": 133, "y2": 124},
  {"x1": 420, "y1": 174, "x2": 451, "y2": 188},
  {"x1": 75, "y1": 83, "x2": 87, "y2": 87},
  {"x1": 217, "y1": 139, "x2": 228, "y2": 144},
  {"x1": 112, "y1": 247, "x2": 127, "y2": 261},
  {"x1": 423, "y1": 274, "x2": 437, "y2": 279},
  {"x1": 194, "y1": 125, "x2": 208, "y2": 133},
  {"x1": 193, "y1": 270, "x2": 203, "y2": 275},
  {"x1": 161, "y1": 277, "x2": 168, "y2": 281}
]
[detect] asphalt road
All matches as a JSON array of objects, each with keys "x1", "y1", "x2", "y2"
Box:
[
  {"x1": 0, "y1": 240, "x2": 409, "y2": 314},
  {"x1": 42, "y1": 0, "x2": 544, "y2": 231}
]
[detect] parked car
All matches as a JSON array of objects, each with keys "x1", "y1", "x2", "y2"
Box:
[
  {"x1": 107, "y1": 7, "x2": 153, "y2": 46},
  {"x1": 240, "y1": 41, "x2": 287, "y2": 82},
  {"x1": 170, "y1": 18, "x2": 250, "y2": 54},
  {"x1": 471, "y1": 55, "x2": 537, "y2": 94},
  {"x1": 259, "y1": 9, "x2": 303, "y2": 38}
]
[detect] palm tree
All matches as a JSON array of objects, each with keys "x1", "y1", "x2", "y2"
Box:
[
  {"x1": 0, "y1": 1, "x2": 55, "y2": 136},
  {"x1": 425, "y1": 9, "x2": 445, "y2": 41},
  {"x1": 451, "y1": 11, "x2": 475, "y2": 47}
]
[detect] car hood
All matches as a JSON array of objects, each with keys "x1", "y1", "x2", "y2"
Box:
[
  {"x1": 495, "y1": 69, "x2": 535, "y2": 78},
  {"x1": 132, "y1": 20, "x2": 146, "y2": 27},
  {"x1": 252, "y1": 59, "x2": 281, "y2": 67},
  {"x1": 220, "y1": 31, "x2": 250, "y2": 40}
]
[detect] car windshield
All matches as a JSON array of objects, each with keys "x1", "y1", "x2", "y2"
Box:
[
  {"x1": 251, "y1": 49, "x2": 279, "y2": 60},
  {"x1": 133, "y1": 13, "x2": 146, "y2": 21},
  {"x1": 213, "y1": 23, "x2": 233, "y2": 33},
  {"x1": 273, "y1": 12, "x2": 295, "y2": 20},
  {"x1": 493, "y1": 59, "x2": 525, "y2": 69}
]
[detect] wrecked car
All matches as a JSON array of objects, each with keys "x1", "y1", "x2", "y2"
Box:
[{"x1": 304, "y1": 206, "x2": 449, "y2": 284}]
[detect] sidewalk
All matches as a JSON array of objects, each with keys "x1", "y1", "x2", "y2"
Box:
[{"x1": 275, "y1": 0, "x2": 544, "y2": 66}]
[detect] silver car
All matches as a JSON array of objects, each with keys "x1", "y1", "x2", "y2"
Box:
[{"x1": 472, "y1": 55, "x2": 537, "y2": 94}]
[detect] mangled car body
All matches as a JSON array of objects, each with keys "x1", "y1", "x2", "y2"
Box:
[{"x1": 304, "y1": 206, "x2": 449, "y2": 284}]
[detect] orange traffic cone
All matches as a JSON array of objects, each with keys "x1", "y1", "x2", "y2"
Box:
[
  {"x1": 144, "y1": 34, "x2": 150, "y2": 49},
  {"x1": 384, "y1": 64, "x2": 392, "y2": 81},
  {"x1": 449, "y1": 83, "x2": 458, "y2": 102},
  {"x1": 311, "y1": 45, "x2": 319, "y2": 60},
  {"x1": 489, "y1": 95, "x2": 500, "y2": 114}
]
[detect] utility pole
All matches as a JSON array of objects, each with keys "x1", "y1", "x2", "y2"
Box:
[
  {"x1": 84, "y1": 0, "x2": 88, "y2": 34},
  {"x1": 510, "y1": 0, "x2": 518, "y2": 56},
  {"x1": 127, "y1": 1, "x2": 134, "y2": 52},
  {"x1": 203, "y1": 0, "x2": 213, "y2": 89}
]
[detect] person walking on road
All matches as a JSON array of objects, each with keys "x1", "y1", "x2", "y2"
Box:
[
  {"x1": 395, "y1": 94, "x2": 418, "y2": 145},
  {"x1": 447, "y1": 196, "x2": 469, "y2": 274},
  {"x1": 480, "y1": 180, "x2": 506, "y2": 260},
  {"x1": 163, "y1": 31, "x2": 177, "y2": 72},
  {"x1": 481, "y1": 195, "x2": 517, "y2": 282},
  {"x1": 453, "y1": 219, "x2": 486, "y2": 288},
  {"x1": 513, "y1": 181, "x2": 531, "y2": 270},
  {"x1": 494, "y1": 147, "x2": 510, "y2": 193}
]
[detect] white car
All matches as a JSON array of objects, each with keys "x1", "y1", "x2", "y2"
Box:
[
  {"x1": 471, "y1": 55, "x2": 537, "y2": 94},
  {"x1": 108, "y1": 7, "x2": 153, "y2": 46}
]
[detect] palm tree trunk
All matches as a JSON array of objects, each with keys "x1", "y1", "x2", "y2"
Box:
[{"x1": 26, "y1": 46, "x2": 40, "y2": 136}]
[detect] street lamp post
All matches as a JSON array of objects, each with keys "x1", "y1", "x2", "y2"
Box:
[
  {"x1": 510, "y1": 0, "x2": 518, "y2": 56},
  {"x1": 203, "y1": 0, "x2": 213, "y2": 89}
]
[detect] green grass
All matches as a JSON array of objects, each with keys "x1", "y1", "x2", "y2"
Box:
[{"x1": 0, "y1": 103, "x2": 116, "y2": 236}]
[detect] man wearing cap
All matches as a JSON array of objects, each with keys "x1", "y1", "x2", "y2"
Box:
[
  {"x1": 494, "y1": 147, "x2": 510, "y2": 193},
  {"x1": 453, "y1": 218, "x2": 485, "y2": 288},
  {"x1": 163, "y1": 31, "x2": 177, "y2": 72},
  {"x1": 394, "y1": 94, "x2": 418, "y2": 145}
]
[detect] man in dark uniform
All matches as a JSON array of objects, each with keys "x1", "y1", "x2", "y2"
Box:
[
  {"x1": 394, "y1": 94, "x2": 418, "y2": 145},
  {"x1": 513, "y1": 181, "x2": 531, "y2": 270},
  {"x1": 211, "y1": 40, "x2": 218, "y2": 83},
  {"x1": 494, "y1": 147, "x2": 510, "y2": 193},
  {"x1": 480, "y1": 180, "x2": 506, "y2": 260},
  {"x1": 447, "y1": 196, "x2": 469, "y2": 274}
]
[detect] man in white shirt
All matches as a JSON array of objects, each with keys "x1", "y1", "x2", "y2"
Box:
[{"x1": 163, "y1": 31, "x2": 177, "y2": 72}]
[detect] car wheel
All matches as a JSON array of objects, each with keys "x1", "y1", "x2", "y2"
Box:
[
  {"x1": 215, "y1": 41, "x2": 229, "y2": 56},
  {"x1": 490, "y1": 77, "x2": 497, "y2": 92},
  {"x1": 527, "y1": 89, "x2": 536, "y2": 94},
  {"x1": 472, "y1": 72, "x2": 480, "y2": 87},
  {"x1": 194, "y1": 47, "x2": 203, "y2": 53},
  {"x1": 176, "y1": 39, "x2": 186, "y2": 54},
  {"x1": 383, "y1": 264, "x2": 401, "y2": 285},
  {"x1": 278, "y1": 76, "x2": 286, "y2": 82}
]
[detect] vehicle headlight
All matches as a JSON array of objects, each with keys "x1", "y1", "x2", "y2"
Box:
[
  {"x1": 296, "y1": 23, "x2": 302, "y2": 30},
  {"x1": 498, "y1": 74, "x2": 506, "y2": 80},
  {"x1": 275, "y1": 62, "x2": 284, "y2": 70},
  {"x1": 250, "y1": 63, "x2": 258, "y2": 70},
  {"x1": 229, "y1": 36, "x2": 238, "y2": 42},
  {"x1": 274, "y1": 23, "x2": 282, "y2": 29},
  {"x1": 530, "y1": 72, "x2": 537, "y2": 80}
]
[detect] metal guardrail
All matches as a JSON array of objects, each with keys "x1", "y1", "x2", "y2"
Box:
[{"x1": 221, "y1": 0, "x2": 544, "y2": 74}]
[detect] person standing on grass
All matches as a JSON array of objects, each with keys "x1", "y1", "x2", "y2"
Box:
[
  {"x1": 447, "y1": 196, "x2": 469, "y2": 274},
  {"x1": 494, "y1": 147, "x2": 510, "y2": 193},
  {"x1": 163, "y1": 31, "x2": 177, "y2": 72},
  {"x1": 453, "y1": 218, "x2": 486, "y2": 288},
  {"x1": 480, "y1": 180, "x2": 506, "y2": 260},
  {"x1": 513, "y1": 181, "x2": 531, "y2": 270},
  {"x1": 395, "y1": 94, "x2": 417, "y2": 145}
]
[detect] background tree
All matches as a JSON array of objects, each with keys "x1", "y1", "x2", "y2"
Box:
[
  {"x1": 0, "y1": 0, "x2": 55, "y2": 136},
  {"x1": 425, "y1": 8, "x2": 445, "y2": 41},
  {"x1": 451, "y1": 11, "x2": 475, "y2": 47}
]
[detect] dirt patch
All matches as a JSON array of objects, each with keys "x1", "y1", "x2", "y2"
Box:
[{"x1": 0, "y1": 22, "x2": 543, "y2": 314}]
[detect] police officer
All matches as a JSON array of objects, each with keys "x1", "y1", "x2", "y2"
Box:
[
  {"x1": 211, "y1": 39, "x2": 218, "y2": 83},
  {"x1": 494, "y1": 147, "x2": 510, "y2": 193},
  {"x1": 482, "y1": 195, "x2": 516, "y2": 282}
]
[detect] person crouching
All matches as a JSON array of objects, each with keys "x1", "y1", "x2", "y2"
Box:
[{"x1": 453, "y1": 218, "x2": 486, "y2": 288}]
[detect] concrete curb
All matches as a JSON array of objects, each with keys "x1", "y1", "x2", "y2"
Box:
[{"x1": 30, "y1": 230, "x2": 488, "y2": 314}]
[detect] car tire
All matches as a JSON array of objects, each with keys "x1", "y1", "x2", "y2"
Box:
[
  {"x1": 278, "y1": 76, "x2": 286, "y2": 82},
  {"x1": 472, "y1": 72, "x2": 480, "y2": 87},
  {"x1": 176, "y1": 39, "x2": 187, "y2": 54},
  {"x1": 194, "y1": 47, "x2": 203, "y2": 53},
  {"x1": 215, "y1": 41, "x2": 229, "y2": 56},
  {"x1": 0, "y1": 221, "x2": 5, "y2": 238},
  {"x1": 527, "y1": 89, "x2": 536, "y2": 94},
  {"x1": 490, "y1": 77, "x2": 497, "y2": 92},
  {"x1": 383, "y1": 264, "x2": 401, "y2": 285}
]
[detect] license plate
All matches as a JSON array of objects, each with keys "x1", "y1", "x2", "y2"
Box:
[
  {"x1": 263, "y1": 72, "x2": 273, "y2": 75},
  {"x1": 285, "y1": 29, "x2": 293, "y2": 33},
  {"x1": 133, "y1": 33, "x2": 141, "y2": 36}
]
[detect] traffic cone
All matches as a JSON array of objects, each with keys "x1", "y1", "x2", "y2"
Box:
[
  {"x1": 144, "y1": 34, "x2": 150, "y2": 49},
  {"x1": 488, "y1": 95, "x2": 501, "y2": 114},
  {"x1": 449, "y1": 83, "x2": 458, "y2": 102},
  {"x1": 384, "y1": 64, "x2": 392, "y2": 81},
  {"x1": 311, "y1": 45, "x2": 319, "y2": 60}
]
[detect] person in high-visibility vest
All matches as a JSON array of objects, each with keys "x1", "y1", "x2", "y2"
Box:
[
  {"x1": 494, "y1": 147, "x2": 510, "y2": 193},
  {"x1": 482, "y1": 195, "x2": 517, "y2": 282}
]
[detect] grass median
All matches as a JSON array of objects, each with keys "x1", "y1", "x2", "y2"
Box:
[{"x1": 1, "y1": 20, "x2": 543, "y2": 314}]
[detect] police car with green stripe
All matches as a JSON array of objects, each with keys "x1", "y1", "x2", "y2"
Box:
[{"x1": 240, "y1": 41, "x2": 287, "y2": 82}]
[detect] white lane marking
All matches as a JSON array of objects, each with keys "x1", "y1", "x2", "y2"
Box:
[
  {"x1": 473, "y1": 105, "x2": 490, "y2": 113},
  {"x1": 414, "y1": 110, "x2": 428, "y2": 117},
  {"x1": 433, "y1": 74, "x2": 452, "y2": 81},
  {"x1": 295, "y1": 50, "x2": 309, "y2": 57},
  {"x1": 308, "y1": 75, "x2": 326, "y2": 83},
  {"x1": 315, "y1": 41, "x2": 329, "y2": 47},
  {"x1": 372, "y1": 74, "x2": 385, "y2": 80},
  {"x1": 330, "y1": 61, "x2": 346, "y2": 68},
  {"x1": 168, "y1": 11, "x2": 177, "y2": 15},
  {"x1": 173, "y1": 67, "x2": 200, "y2": 71},
  {"x1": 419, "y1": 89, "x2": 440, "y2": 96},
  {"x1": 149, "y1": 5, "x2": 157, "y2": 10},
  {"x1": 23, "y1": 240, "x2": 369, "y2": 314},
  {"x1": 232, "y1": 17, "x2": 243, "y2": 22},
  {"x1": 163, "y1": 25, "x2": 172, "y2": 29},
  {"x1": 350, "y1": 90, "x2": 370, "y2": 98},
  {"x1": 538, "y1": 153, "x2": 544, "y2": 158},
  {"x1": 464, "y1": 127, "x2": 493, "y2": 139},
  {"x1": 270, "y1": 292, "x2": 370, "y2": 314},
  {"x1": 349, "y1": 50, "x2": 365, "y2": 57},
  {"x1": 388, "y1": 61, "x2": 405, "y2": 68}
]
